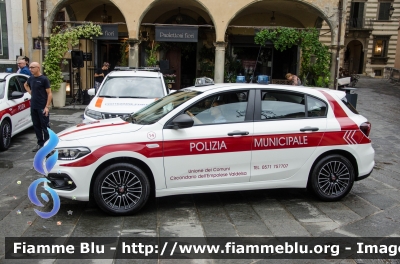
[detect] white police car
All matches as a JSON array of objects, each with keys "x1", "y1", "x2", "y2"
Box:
[
  {"x1": 84, "y1": 67, "x2": 169, "y2": 122},
  {"x1": 49, "y1": 80, "x2": 374, "y2": 215},
  {"x1": 0, "y1": 73, "x2": 32, "y2": 150}
]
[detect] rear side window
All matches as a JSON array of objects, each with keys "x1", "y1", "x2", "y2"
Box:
[
  {"x1": 261, "y1": 91, "x2": 305, "y2": 119},
  {"x1": 341, "y1": 97, "x2": 359, "y2": 114},
  {"x1": 307, "y1": 95, "x2": 327, "y2": 117}
]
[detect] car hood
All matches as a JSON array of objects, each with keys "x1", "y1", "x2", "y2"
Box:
[
  {"x1": 57, "y1": 118, "x2": 143, "y2": 141},
  {"x1": 89, "y1": 97, "x2": 157, "y2": 114}
]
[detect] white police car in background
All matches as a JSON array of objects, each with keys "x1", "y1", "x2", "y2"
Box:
[
  {"x1": 0, "y1": 73, "x2": 32, "y2": 150},
  {"x1": 84, "y1": 67, "x2": 169, "y2": 122},
  {"x1": 49, "y1": 79, "x2": 374, "y2": 215}
]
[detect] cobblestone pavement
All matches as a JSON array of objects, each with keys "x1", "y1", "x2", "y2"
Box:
[{"x1": 0, "y1": 78, "x2": 399, "y2": 263}]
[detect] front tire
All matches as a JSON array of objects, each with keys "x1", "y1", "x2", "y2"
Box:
[
  {"x1": 93, "y1": 163, "x2": 150, "y2": 215},
  {"x1": 0, "y1": 120, "x2": 11, "y2": 150},
  {"x1": 309, "y1": 155, "x2": 355, "y2": 201}
]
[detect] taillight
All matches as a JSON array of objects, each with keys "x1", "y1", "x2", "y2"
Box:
[{"x1": 360, "y1": 122, "x2": 371, "y2": 137}]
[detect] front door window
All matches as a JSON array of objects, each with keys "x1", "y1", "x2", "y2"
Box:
[{"x1": 163, "y1": 90, "x2": 254, "y2": 189}]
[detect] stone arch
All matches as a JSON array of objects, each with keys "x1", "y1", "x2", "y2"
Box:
[
  {"x1": 46, "y1": 0, "x2": 126, "y2": 37},
  {"x1": 222, "y1": 0, "x2": 336, "y2": 43}
]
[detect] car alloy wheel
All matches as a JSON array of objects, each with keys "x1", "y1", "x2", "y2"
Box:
[
  {"x1": 93, "y1": 163, "x2": 150, "y2": 215},
  {"x1": 0, "y1": 120, "x2": 11, "y2": 150},
  {"x1": 309, "y1": 154, "x2": 355, "y2": 201}
]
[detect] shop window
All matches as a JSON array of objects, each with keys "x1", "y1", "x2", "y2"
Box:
[{"x1": 378, "y1": 2, "x2": 392, "y2": 20}]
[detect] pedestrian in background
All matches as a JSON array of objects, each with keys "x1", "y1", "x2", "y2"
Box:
[
  {"x1": 16, "y1": 56, "x2": 30, "y2": 73},
  {"x1": 285, "y1": 73, "x2": 302, "y2": 86},
  {"x1": 17, "y1": 59, "x2": 32, "y2": 76},
  {"x1": 23, "y1": 62, "x2": 52, "y2": 152},
  {"x1": 94, "y1": 62, "x2": 109, "y2": 93}
]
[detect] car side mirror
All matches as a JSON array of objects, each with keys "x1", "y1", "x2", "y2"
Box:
[
  {"x1": 9, "y1": 91, "x2": 24, "y2": 100},
  {"x1": 87, "y1": 88, "x2": 95, "y2": 96},
  {"x1": 170, "y1": 114, "x2": 194, "y2": 129}
]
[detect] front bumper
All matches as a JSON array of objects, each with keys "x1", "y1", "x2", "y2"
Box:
[{"x1": 46, "y1": 163, "x2": 94, "y2": 201}]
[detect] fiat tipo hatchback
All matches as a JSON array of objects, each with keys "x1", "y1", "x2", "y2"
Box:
[{"x1": 48, "y1": 82, "x2": 374, "y2": 215}]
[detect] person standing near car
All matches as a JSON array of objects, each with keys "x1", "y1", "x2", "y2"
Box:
[
  {"x1": 94, "y1": 62, "x2": 109, "y2": 93},
  {"x1": 23, "y1": 62, "x2": 52, "y2": 152},
  {"x1": 17, "y1": 59, "x2": 32, "y2": 76}
]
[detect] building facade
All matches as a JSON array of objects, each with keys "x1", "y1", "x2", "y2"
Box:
[
  {"x1": 0, "y1": 0, "x2": 26, "y2": 72},
  {"x1": 5, "y1": 0, "x2": 400, "y2": 96},
  {"x1": 319, "y1": 0, "x2": 399, "y2": 77}
]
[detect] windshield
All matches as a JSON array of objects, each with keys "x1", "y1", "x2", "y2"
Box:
[
  {"x1": 0, "y1": 81, "x2": 4, "y2": 99},
  {"x1": 99, "y1": 76, "x2": 165, "y2": 98},
  {"x1": 126, "y1": 90, "x2": 202, "y2": 125}
]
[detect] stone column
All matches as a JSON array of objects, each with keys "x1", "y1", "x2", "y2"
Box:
[
  {"x1": 362, "y1": 47, "x2": 368, "y2": 74},
  {"x1": 128, "y1": 39, "x2": 140, "y2": 67},
  {"x1": 214, "y1": 42, "x2": 227, "y2": 83}
]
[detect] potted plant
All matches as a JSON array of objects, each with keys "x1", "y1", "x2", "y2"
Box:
[
  {"x1": 145, "y1": 40, "x2": 159, "y2": 67},
  {"x1": 43, "y1": 22, "x2": 102, "y2": 107}
]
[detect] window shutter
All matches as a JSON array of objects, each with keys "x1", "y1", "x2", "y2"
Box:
[{"x1": 379, "y1": 2, "x2": 391, "y2": 20}]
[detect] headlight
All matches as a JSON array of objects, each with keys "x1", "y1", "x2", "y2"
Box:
[
  {"x1": 85, "y1": 108, "x2": 102, "y2": 120},
  {"x1": 57, "y1": 147, "x2": 91, "y2": 160}
]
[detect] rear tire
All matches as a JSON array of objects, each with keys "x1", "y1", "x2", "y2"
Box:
[
  {"x1": 93, "y1": 163, "x2": 150, "y2": 215},
  {"x1": 0, "y1": 120, "x2": 11, "y2": 150},
  {"x1": 308, "y1": 154, "x2": 355, "y2": 201}
]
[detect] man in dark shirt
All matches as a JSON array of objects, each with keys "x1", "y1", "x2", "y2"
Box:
[
  {"x1": 24, "y1": 62, "x2": 53, "y2": 152},
  {"x1": 94, "y1": 62, "x2": 109, "y2": 92}
]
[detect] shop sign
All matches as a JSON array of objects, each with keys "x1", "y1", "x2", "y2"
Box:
[
  {"x1": 94, "y1": 25, "x2": 118, "y2": 40},
  {"x1": 155, "y1": 26, "x2": 198, "y2": 42}
]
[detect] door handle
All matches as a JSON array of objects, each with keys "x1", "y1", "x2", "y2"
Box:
[
  {"x1": 228, "y1": 131, "x2": 249, "y2": 136},
  {"x1": 24, "y1": 98, "x2": 29, "y2": 101},
  {"x1": 300, "y1": 127, "x2": 319, "y2": 132}
]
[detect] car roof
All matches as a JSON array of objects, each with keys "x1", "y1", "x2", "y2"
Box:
[
  {"x1": 181, "y1": 83, "x2": 343, "y2": 95},
  {"x1": 107, "y1": 70, "x2": 162, "y2": 78},
  {"x1": 0, "y1": 72, "x2": 30, "y2": 80},
  {"x1": 0, "y1": 73, "x2": 13, "y2": 80}
]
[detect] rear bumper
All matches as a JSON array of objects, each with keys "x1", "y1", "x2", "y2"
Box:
[{"x1": 356, "y1": 167, "x2": 373, "y2": 181}]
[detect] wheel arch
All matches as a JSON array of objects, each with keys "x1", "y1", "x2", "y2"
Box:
[
  {"x1": 1, "y1": 116, "x2": 12, "y2": 129},
  {"x1": 89, "y1": 156, "x2": 156, "y2": 201},
  {"x1": 0, "y1": 116, "x2": 12, "y2": 149},
  {"x1": 307, "y1": 149, "x2": 359, "y2": 187}
]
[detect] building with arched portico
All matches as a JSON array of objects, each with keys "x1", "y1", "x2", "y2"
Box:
[
  {"x1": 6, "y1": 0, "x2": 397, "y2": 98},
  {"x1": 20, "y1": 0, "x2": 344, "y2": 96}
]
